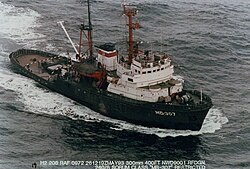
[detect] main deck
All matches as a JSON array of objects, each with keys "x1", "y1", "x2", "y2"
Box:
[
  {"x1": 16, "y1": 54, "x2": 52, "y2": 80},
  {"x1": 10, "y1": 49, "x2": 212, "y2": 107}
]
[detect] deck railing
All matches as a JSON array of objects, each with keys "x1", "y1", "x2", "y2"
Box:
[{"x1": 10, "y1": 49, "x2": 58, "y2": 59}]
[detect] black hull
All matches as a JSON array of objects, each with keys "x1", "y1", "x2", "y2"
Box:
[{"x1": 9, "y1": 49, "x2": 213, "y2": 131}]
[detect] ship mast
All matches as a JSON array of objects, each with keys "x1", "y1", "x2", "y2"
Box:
[
  {"x1": 123, "y1": 3, "x2": 140, "y2": 64},
  {"x1": 87, "y1": 0, "x2": 93, "y2": 58},
  {"x1": 79, "y1": 0, "x2": 93, "y2": 59}
]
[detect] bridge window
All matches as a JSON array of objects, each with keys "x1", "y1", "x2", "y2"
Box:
[
  {"x1": 147, "y1": 71, "x2": 151, "y2": 73},
  {"x1": 142, "y1": 71, "x2": 146, "y2": 74},
  {"x1": 128, "y1": 78, "x2": 133, "y2": 82}
]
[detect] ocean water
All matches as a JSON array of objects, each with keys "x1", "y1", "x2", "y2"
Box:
[{"x1": 0, "y1": 0, "x2": 249, "y2": 168}]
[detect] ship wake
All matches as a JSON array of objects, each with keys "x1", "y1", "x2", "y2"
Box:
[
  {"x1": 0, "y1": 71, "x2": 228, "y2": 138},
  {"x1": 0, "y1": 2, "x2": 44, "y2": 48},
  {"x1": 0, "y1": 1, "x2": 228, "y2": 138}
]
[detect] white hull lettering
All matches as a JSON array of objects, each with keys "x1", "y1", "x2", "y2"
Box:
[{"x1": 155, "y1": 111, "x2": 176, "y2": 116}]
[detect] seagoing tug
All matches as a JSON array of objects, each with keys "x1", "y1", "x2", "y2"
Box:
[{"x1": 9, "y1": 0, "x2": 212, "y2": 131}]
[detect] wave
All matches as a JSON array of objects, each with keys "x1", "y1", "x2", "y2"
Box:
[
  {"x1": 112, "y1": 108, "x2": 228, "y2": 137},
  {"x1": 0, "y1": 2, "x2": 45, "y2": 48},
  {"x1": 0, "y1": 69, "x2": 228, "y2": 138},
  {"x1": 0, "y1": 0, "x2": 228, "y2": 138}
]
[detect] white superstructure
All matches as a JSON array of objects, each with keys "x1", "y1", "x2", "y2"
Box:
[
  {"x1": 97, "y1": 48, "x2": 117, "y2": 71},
  {"x1": 101, "y1": 4, "x2": 183, "y2": 103},
  {"x1": 106, "y1": 51, "x2": 183, "y2": 102}
]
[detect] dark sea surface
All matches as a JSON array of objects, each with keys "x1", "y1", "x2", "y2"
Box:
[{"x1": 0, "y1": 0, "x2": 249, "y2": 168}]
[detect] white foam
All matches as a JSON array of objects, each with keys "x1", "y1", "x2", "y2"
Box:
[
  {"x1": 112, "y1": 108, "x2": 228, "y2": 138},
  {"x1": 0, "y1": 2, "x2": 65, "y2": 55},
  {"x1": 0, "y1": 68, "x2": 228, "y2": 137},
  {"x1": 0, "y1": 2, "x2": 45, "y2": 46},
  {"x1": 0, "y1": 45, "x2": 4, "y2": 56},
  {"x1": 0, "y1": 70, "x2": 90, "y2": 116},
  {"x1": 0, "y1": 69, "x2": 118, "y2": 124},
  {"x1": 0, "y1": 1, "x2": 228, "y2": 137}
]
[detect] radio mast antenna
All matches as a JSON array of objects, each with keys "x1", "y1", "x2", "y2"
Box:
[
  {"x1": 78, "y1": 0, "x2": 93, "y2": 59},
  {"x1": 123, "y1": 3, "x2": 140, "y2": 64}
]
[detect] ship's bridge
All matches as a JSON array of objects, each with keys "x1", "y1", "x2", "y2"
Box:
[
  {"x1": 117, "y1": 51, "x2": 174, "y2": 88},
  {"x1": 133, "y1": 51, "x2": 171, "y2": 69},
  {"x1": 108, "y1": 50, "x2": 183, "y2": 102}
]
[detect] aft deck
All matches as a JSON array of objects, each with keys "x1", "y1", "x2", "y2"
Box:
[{"x1": 15, "y1": 53, "x2": 60, "y2": 81}]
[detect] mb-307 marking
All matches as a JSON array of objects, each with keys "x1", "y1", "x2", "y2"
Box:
[{"x1": 155, "y1": 111, "x2": 176, "y2": 116}]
